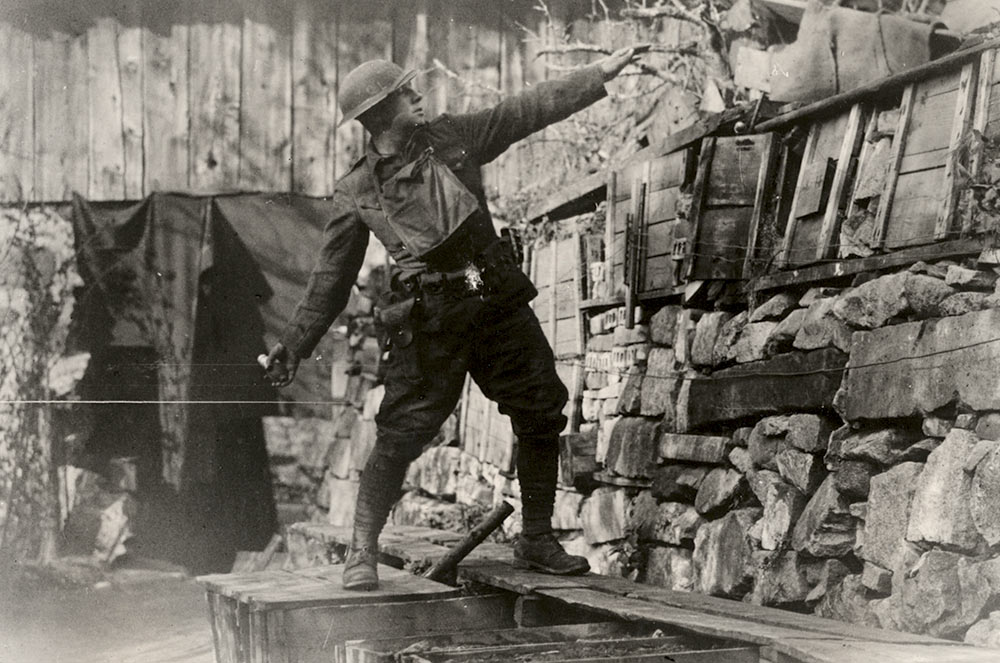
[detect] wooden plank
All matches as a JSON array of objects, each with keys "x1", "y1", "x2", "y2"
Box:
[
  {"x1": 406, "y1": 636, "x2": 710, "y2": 663},
  {"x1": 815, "y1": 103, "x2": 865, "y2": 260},
  {"x1": 117, "y1": 10, "x2": 144, "y2": 199},
  {"x1": 750, "y1": 237, "x2": 983, "y2": 292},
  {"x1": 292, "y1": 1, "x2": 337, "y2": 195},
  {"x1": 705, "y1": 137, "x2": 763, "y2": 206},
  {"x1": 0, "y1": 21, "x2": 34, "y2": 201},
  {"x1": 683, "y1": 137, "x2": 715, "y2": 279},
  {"x1": 845, "y1": 111, "x2": 881, "y2": 220},
  {"x1": 776, "y1": 125, "x2": 817, "y2": 268},
  {"x1": 743, "y1": 133, "x2": 778, "y2": 278},
  {"x1": 189, "y1": 0, "x2": 242, "y2": 193},
  {"x1": 884, "y1": 168, "x2": 947, "y2": 249},
  {"x1": 936, "y1": 61, "x2": 977, "y2": 239},
  {"x1": 87, "y1": 17, "x2": 126, "y2": 199},
  {"x1": 143, "y1": 5, "x2": 189, "y2": 192},
  {"x1": 240, "y1": 0, "x2": 292, "y2": 190},
  {"x1": 964, "y1": 49, "x2": 996, "y2": 233},
  {"x1": 34, "y1": 29, "x2": 89, "y2": 201},
  {"x1": 872, "y1": 84, "x2": 915, "y2": 248},
  {"x1": 548, "y1": 647, "x2": 758, "y2": 663}
]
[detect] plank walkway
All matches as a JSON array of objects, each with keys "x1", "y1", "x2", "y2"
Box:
[{"x1": 287, "y1": 524, "x2": 1000, "y2": 663}]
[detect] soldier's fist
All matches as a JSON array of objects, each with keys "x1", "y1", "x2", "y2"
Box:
[
  {"x1": 262, "y1": 342, "x2": 300, "y2": 388},
  {"x1": 598, "y1": 45, "x2": 648, "y2": 81}
]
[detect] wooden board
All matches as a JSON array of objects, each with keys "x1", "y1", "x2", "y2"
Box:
[
  {"x1": 143, "y1": 3, "x2": 189, "y2": 192},
  {"x1": 292, "y1": 1, "x2": 338, "y2": 195},
  {"x1": 34, "y1": 29, "x2": 89, "y2": 201},
  {"x1": 87, "y1": 17, "x2": 127, "y2": 199},
  {"x1": 240, "y1": 0, "x2": 292, "y2": 190},
  {"x1": 189, "y1": 0, "x2": 242, "y2": 193},
  {"x1": 0, "y1": 21, "x2": 33, "y2": 201}
]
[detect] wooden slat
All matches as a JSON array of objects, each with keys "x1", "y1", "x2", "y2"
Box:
[
  {"x1": 292, "y1": 1, "x2": 337, "y2": 195},
  {"x1": 936, "y1": 61, "x2": 977, "y2": 239},
  {"x1": 845, "y1": 111, "x2": 881, "y2": 221},
  {"x1": 884, "y1": 168, "x2": 947, "y2": 249},
  {"x1": 35, "y1": 30, "x2": 89, "y2": 201},
  {"x1": 964, "y1": 49, "x2": 996, "y2": 233},
  {"x1": 189, "y1": 0, "x2": 242, "y2": 193},
  {"x1": 815, "y1": 103, "x2": 865, "y2": 260},
  {"x1": 143, "y1": 5, "x2": 189, "y2": 192},
  {"x1": 683, "y1": 137, "x2": 715, "y2": 278},
  {"x1": 87, "y1": 18, "x2": 127, "y2": 199},
  {"x1": 0, "y1": 22, "x2": 34, "y2": 201},
  {"x1": 872, "y1": 84, "x2": 915, "y2": 248},
  {"x1": 240, "y1": 0, "x2": 292, "y2": 190},
  {"x1": 743, "y1": 133, "x2": 778, "y2": 278},
  {"x1": 117, "y1": 10, "x2": 144, "y2": 199}
]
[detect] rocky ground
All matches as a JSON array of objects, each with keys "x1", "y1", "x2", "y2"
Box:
[{"x1": 0, "y1": 558, "x2": 213, "y2": 663}]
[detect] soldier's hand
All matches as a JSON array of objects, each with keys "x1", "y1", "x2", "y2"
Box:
[
  {"x1": 598, "y1": 45, "x2": 648, "y2": 81},
  {"x1": 261, "y1": 342, "x2": 300, "y2": 388}
]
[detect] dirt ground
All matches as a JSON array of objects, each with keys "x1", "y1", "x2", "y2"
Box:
[{"x1": 0, "y1": 560, "x2": 214, "y2": 663}]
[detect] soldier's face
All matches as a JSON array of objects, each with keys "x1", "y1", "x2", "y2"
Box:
[{"x1": 386, "y1": 86, "x2": 425, "y2": 131}]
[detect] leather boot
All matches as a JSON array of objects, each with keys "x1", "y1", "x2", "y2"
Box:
[
  {"x1": 341, "y1": 452, "x2": 409, "y2": 591},
  {"x1": 513, "y1": 533, "x2": 590, "y2": 575}
]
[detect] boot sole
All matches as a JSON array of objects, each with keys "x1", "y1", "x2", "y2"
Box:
[
  {"x1": 512, "y1": 557, "x2": 590, "y2": 576},
  {"x1": 342, "y1": 579, "x2": 379, "y2": 591}
]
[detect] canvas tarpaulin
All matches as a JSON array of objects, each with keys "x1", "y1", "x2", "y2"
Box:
[{"x1": 71, "y1": 192, "x2": 347, "y2": 490}]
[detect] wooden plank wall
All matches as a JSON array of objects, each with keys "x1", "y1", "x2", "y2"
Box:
[{"x1": 0, "y1": 0, "x2": 575, "y2": 203}]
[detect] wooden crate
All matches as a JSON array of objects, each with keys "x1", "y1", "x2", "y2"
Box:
[
  {"x1": 197, "y1": 564, "x2": 515, "y2": 663},
  {"x1": 459, "y1": 377, "x2": 516, "y2": 473}
]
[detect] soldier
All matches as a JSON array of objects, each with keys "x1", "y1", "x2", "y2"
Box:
[{"x1": 264, "y1": 46, "x2": 641, "y2": 590}]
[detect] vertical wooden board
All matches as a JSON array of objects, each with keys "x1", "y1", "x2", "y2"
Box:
[
  {"x1": 240, "y1": 1, "x2": 292, "y2": 191},
  {"x1": 872, "y1": 84, "x2": 915, "y2": 248},
  {"x1": 815, "y1": 103, "x2": 865, "y2": 260},
  {"x1": 292, "y1": 1, "x2": 337, "y2": 195},
  {"x1": 189, "y1": 0, "x2": 242, "y2": 193},
  {"x1": 644, "y1": 254, "x2": 675, "y2": 291},
  {"x1": 87, "y1": 17, "x2": 126, "y2": 199},
  {"x1": 117, "y1": 10, "x2": 144, "y2": 198},
  {"x1": 143, "y1": 5, "x2": 190, "y2": 192},
  {"x1": 34, "y1": 30, "x2": 89, "y2": 201},
  {"x1": 743, "y1": 133, "x2": 778, "y2": 278},
  {"x1": 777, "y1": 126, "x2": 817, "y2": 268},
  {"x1": 0, "y1": 22, "x2": 33, "y2": 201},
  {"x1": 884, "y1": 168, "x2": 946, "y2": 249},
  {"x1": 936, "y1": 61, "x2": 976, "y2": 239}
]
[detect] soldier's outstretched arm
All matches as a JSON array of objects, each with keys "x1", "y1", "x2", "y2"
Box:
[{"x1": 453, "y1": 46, "x2": 643, "y2": 164}]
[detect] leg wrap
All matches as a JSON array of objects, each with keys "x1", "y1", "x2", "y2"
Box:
[
  {"x1": 516, "y1": 436, "x2": 559, "y2": 538},
  {"x1": 352, "y1": 452, "x2": 410, "y2": 546}
]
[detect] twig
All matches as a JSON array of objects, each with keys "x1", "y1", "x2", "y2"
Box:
[{"x1": 621, "y1": 3, "x2": 702, "y2": 24}]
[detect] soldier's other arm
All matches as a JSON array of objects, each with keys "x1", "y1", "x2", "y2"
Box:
[
  {"x1": 453, "y1": 46, "x2": 637, "y2": 164},
  {"x1": 266, "y1": 188, "x2": 370, "y2": 386}
]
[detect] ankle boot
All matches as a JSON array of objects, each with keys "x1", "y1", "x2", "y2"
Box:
[
  {"x1": 513, "y1": 533, "x2": 590, "y2": 575},
  {"x1": 342, "y1": 536, "x2": 379, "y2": 591}
]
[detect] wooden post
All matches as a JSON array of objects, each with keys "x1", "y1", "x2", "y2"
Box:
[
  {"x1": 815, "y1": 103, "x2": 866, "y2": 261},
  {"x1": 964, "y1": 49, "x2": 997, "y2": 234},
  {"x1": 684, "y1": 137, "x2": 716, "y2": 278},
  {"x1": 422, "y1": 502, "x2": 514, "y2": 583},
  {"x1": 871, "y1": 84, "x2": 915, "y2": 248},
  {"x1": 743, "y1": 133, "x2": 778, "y2": 279},
  {"x1": 937, "y1": 61, "x2": 978, "y2": 239}
]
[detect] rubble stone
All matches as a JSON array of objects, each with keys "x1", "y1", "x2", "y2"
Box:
[
  {"x1": 813, "y1": 574, "x2": 877, "y2": 627},
  {"x1": 862, "y1": 462, "x2": 923, "y2": 570},
  {"x1": 785, "y1": 414, "x2": 837, "y2": 453},
  {"x1": 972, "y1": 444, "x2": 1000, "y2": 545},
  {"x1": 613, "y1": 323, "x2": 649, "y2": 346},
  {"x1": 323, "y1": 477, "x2": 358, "y2": 527},
  {"x1": 748, "y1": 418, "x2": 784, "y2": 470},
  {"x1": 799, "y1": 287, "x2": 842, "y2": 307},
  {"x1": 761, "y1": 481, "x2": 807, "y2": 551},
  {"x1": 728, "y1": 446, "x2": 753, "y2": 474},
  {"x1": 805, "y1": 559, "x2": 852, "y2": 605},
  {"x1": 907, "y1": 429, "x2": 985, "y2": 552},
  {"x1": 693, "y1": 508, "x2": 760, "y2": 598},
  {"x1": 750, "y1": 292, "x2": 799, "y2": 322},
  {"x1": 795, "y1": 297, "x2": 853, "y2": 352},
  {"x1": 640, "y1": 348, "x2": 679, "y2": 418},
  {"x1": 956, "y1": 413, "x2": 979, "y2": 430},
  {"x1": 903, "y1": 273, "x2": 957, "y2": 318},
  {"x1": 965, "y1": 438, "x2": 999, "y2": 473},
  {"x1": 605, "y1": 417, "x2": 660, "y2": 479},
  {"x1": 940, "y1": 291, "x2": 989, "y2": 316},
  {"x1": 690, "y1": 311, "x2": 732, "y2": 366},
  {"x1": 975, "y1": 412, "x2": 1000, "y2": 441},
  {"x1": 765, "y1": 308, "x2": 807, "y2": 356},
  {"x1": 776, "y1": 448, "x2": 825, "y2": 494},
  {"x1": 732, "y1": 321, "x2": 778, "y2": 363},
  {"x1": 908, "y1": 260, "x2": 948, "y2": 279},
  {"x1": 832, "y1": 459, "x2": 877, "y2": 500},
  {"x1": 552, "y1": 489, "x2": 584, "y2": 530},
  {"x1": 658, "y1": 433, "x2": 731, "y2": 464},
  {"x1": 748, "y1": 551, "x2": 811, "y2": 606},
  {"x1": 837, "y1": 309, "x2": 1000, "y2": 420},
  {"x1": 861, "y1": 562, "x2": 893, "y2": 595},
  {"x1": 899, "y1": 550, "x2": 990, "y2": 639},
  {"x1": 694, "y1": 468, "x2": 745, "y2": 517},
  {"x1": 617, "y1": 365, "x2": 644, "y2": 415},
  {"x1": 922, "y1": 416, "x2": 953, "y2": 438},
  {"x1": 791, "y1": 475, "x2": 856, "y2": 558},
  {"x1": 644, "y1": 546, "x2": 694, "y2": 592},
  {"x1": 405, "y1": 446, "x2": 461, "y2": 498},
  {"x1": 747, "y1": 469, "x2": 785, "y2": 505},
  {"x1": 832, "y1": 273, "x2": 906, "y2": 328},
  {"x1": 655, "y1": 502, "x2": 706, "y2": 545},
  {"x1": 946, "y1": 265, "x2": 997, "y2": 290},
  {"x1": 649, "y1": 306, "x2": 680, "y2": 346},
  {"x1": 965, "y1": 611, "x2": 1000, "y2": 649},
  {"x1": 712, "y1": 311, "x2": 748, "y2": 365},
  {"x1": 581, "y1": 487, "x2": 628, "y2": 544},
  {"x1": 686, "y1": 349, "x2": 847, "y2": 429},
  {"x1": 651, "y1": 464, "x2": 708, "y2": 502},
  {"x1": 834, "y1": 427, "x2": 922, "y2": 465}
]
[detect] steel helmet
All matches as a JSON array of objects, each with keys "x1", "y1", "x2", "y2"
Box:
[{"x1": 338, "y1": 60, "x2": 417, "y2": 125}]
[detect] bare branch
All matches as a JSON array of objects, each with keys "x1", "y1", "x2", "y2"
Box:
[
  {"x1": 536, "y1": 42, "x2": 700, "y2": 58},
  {"x1": 621, "y1": 3, "x2": 702, "y2": 24}
]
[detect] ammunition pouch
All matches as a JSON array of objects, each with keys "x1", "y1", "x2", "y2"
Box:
[{"x1": 374, "y1": 293, "x2": 416, "y2": 351}]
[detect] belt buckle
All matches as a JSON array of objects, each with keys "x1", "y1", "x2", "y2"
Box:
[{"x1": 463, "y1": 263, "x2": 483, "y2": 293}]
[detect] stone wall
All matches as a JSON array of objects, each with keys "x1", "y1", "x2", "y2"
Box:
[{"x1": 378, "y1": 256, "x2": 1000, "y2": 646}]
